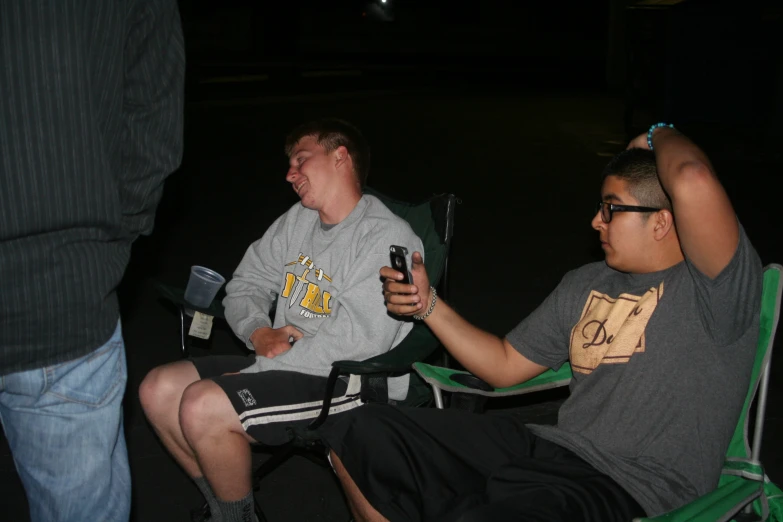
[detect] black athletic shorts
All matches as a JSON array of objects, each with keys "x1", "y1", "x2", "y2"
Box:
[
  {"x1": 320, "y1": 404, "x2": 645, "y2": 522},
  {"x1": 191, "y1": 355, "x2": 362, "y2": 446}
]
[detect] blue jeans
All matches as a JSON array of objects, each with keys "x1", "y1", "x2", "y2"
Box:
[{"x1": 0, "y1": 321, "x2": 130, "y2": 522}]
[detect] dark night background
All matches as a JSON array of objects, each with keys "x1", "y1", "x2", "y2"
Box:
[{"x1": 1, "y1": 1, "x2": 782, "y2": 520}]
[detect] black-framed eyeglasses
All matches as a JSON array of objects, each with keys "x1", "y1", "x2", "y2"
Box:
[{"x1": 596, "y1": 201, "x2": 662, "y2": 223}]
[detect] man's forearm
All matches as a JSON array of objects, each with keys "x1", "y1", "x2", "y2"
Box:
[
  {"x1": 651, "y1": 128, "x2": 716, "y2": 201},
  {"x1": 648, "y1": 126, "x2": 738, "y2": 278},
  {"x1": 223, "y1": 292, "x2": 275, "y2": 348},
  {"x1": 422, "y1": 298, "x2": 513, "y2": 387}
]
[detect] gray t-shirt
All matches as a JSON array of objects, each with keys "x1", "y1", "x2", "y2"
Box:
[{"x1": 507, "y1": 225, "x2": 762, "y2": 516}]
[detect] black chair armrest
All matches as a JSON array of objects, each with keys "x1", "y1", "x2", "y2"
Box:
[
  {"x1": 155, "y1": 281, "x2": 226, "y2": 319},
  {"x1": 343, "y1": 323, "x2": 441, "y2": 373},
  {"x1": 306, "y1": 324, "x2": 443, "y2": 430},
  {"x1": 307, "y1": 366, "x2": 345, "y2": 431},
  {"x1": 330, "y1": 359, "x2": 410, "y2": 375}
]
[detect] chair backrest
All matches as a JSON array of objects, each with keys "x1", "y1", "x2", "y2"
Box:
[
  {"x1": 362, "y1": 187, "x2": 458, "y2": 405},
  {"x1": 363, "y1": 187, "x2": 456, "y2": 294},
  {"x1": 722, "y1": 264, "x2": 782, "y2": 469}
]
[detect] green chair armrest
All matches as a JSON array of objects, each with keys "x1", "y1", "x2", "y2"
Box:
[
  {"x1": 721, "y1": 460, "x2": 765, "y2": 481},
  {"x1": 155, "y1": 282, "x2": 226, "y2": 319},
  {"x1": 634, "y1": 478, "x2": 763, "y2": 522},
  {"x1": 412, "y1": 362, "x2": 572, "y2": 397}
]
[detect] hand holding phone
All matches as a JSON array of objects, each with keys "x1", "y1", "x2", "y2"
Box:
[{"x1": 389, "y1": 245, "x2": 414, "y2": 285}]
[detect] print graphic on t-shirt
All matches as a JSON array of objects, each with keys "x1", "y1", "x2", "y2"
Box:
[
  {"x1": 281, "y1": 253, "x2": 333, "y2": 318},
  {"x1": 569, "y1": 282, "x2": 663, "y2": 374}
]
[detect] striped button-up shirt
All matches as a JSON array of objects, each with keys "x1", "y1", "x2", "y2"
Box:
[{"x1": 0, "y1": 0, "x2": 185, "y2": 375}]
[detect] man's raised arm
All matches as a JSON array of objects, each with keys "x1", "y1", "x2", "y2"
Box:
[{"x1": 636, "y1": 127, "x2": 738, "y2": 279}]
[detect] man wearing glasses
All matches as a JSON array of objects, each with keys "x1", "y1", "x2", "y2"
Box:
[{"x1": 319, "y1": 125, "x2": 762, "y2": 522}]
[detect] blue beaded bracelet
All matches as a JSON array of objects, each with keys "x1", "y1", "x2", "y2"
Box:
[{"x1": 647, "y1": 122, "x2": 674, "y2": 150}]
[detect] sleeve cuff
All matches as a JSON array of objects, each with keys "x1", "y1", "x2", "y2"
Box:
[{"x1": 240, "y1": 318, "x2": 272, "y2": 350}]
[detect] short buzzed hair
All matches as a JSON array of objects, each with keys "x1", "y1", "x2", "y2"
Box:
[
  {"x1": 284, "y1": 118, "x2": 371, "y2": 187},
  {"x1": 601, "y1": 148, "x2": 672, "y2": 213}
]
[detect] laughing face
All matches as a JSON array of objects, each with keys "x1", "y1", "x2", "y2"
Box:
[{"x1": 285, "y1": 136, "x2": 340, "y2": 211}]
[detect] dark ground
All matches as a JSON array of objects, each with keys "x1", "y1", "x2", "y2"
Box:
[{"x1": 1, "y1": 61, "x2": 781, "y2": 521}]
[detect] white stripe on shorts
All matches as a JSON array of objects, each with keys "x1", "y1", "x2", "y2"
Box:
[{"x1": 240, "y1": 374, "x2": 364, "y2": 430}]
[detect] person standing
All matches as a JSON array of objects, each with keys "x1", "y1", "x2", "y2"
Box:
[{"x1": 0, "y1": 1, "x2": 185, "y2": 521}]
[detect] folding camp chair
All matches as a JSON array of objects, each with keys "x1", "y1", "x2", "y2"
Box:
[
  {"x1": 413, "y1": 263, "x2": 783, "y2": 522},
  {"x1": 156, "y1": 188, "x2": 457, "y2": 521}
]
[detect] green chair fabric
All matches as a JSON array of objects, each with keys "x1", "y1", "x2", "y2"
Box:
[
  {"x1": 413, "y1": 264, "x2": 783, "y2": 521},
  {"x1": 363, "y1": 186, "x2": 452, "y2": 290},
  {"x1": 412, "y1": 360, "x2": 572, "y2": 409}
]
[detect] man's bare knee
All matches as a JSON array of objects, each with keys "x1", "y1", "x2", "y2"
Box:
[
  {"x1": 179, "y1": 379, "x2": 248, "y2": 445},
  {"x1": 139, "y1": 360, "x2": 199, "y2": 422}
]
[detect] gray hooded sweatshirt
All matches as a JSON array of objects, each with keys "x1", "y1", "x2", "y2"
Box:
[{"x1": 223, "y1": 194, "x2": 424, "y2": 400}]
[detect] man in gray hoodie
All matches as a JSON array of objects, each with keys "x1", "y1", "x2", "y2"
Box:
[{"x1": 140, "y1": 119, "x2": 423, "y2": 522}]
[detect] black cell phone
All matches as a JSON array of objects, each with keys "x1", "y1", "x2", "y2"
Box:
[{"x1": 389, "y1": 245, "x2": 413, "y2": 284}]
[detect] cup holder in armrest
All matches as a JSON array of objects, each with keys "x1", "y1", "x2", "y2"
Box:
[{"x1": 449, "y1": 373, "x2": 494, "y2": 392}]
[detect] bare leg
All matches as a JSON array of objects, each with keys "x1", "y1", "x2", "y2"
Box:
[
  {"x1": 139, "y1": 360, "x2": 203, "y2": 477},
  {"x1": 330, "y1": 450, "x2": 389, "y2": 522},
  {"x1": 179, "y1": 379, "x2": 255, "y2": 501}
]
